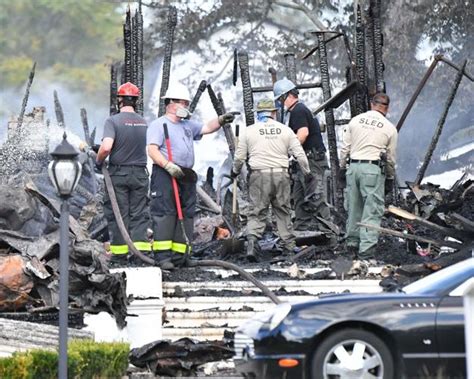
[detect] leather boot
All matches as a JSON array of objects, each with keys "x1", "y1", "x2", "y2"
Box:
[
  {"x1": 153, "y1": 251, "x2": 175, "y2": 270},
  {"x1": 246, "y1": 237, "x2": 260, "y2": 262}
]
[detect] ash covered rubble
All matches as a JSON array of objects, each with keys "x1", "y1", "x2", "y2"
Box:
[{"x1": 0, "y1": 108, "x2": 128, "y2": 329}]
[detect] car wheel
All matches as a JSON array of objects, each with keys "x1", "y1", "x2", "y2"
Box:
[{"x1": 311, "y1": 328, "x2": 394, "y2": 379}]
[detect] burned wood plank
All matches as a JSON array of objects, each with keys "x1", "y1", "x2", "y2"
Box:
[
  {"x1": 449, "y1": 213, "x2": 474, "y2": 233},
  {"x1": 357, "y1": 222, "x2": 463, "y2": 249},
  {"x1": 387, "y1": 206, "x2": 467, "y2": 241}
]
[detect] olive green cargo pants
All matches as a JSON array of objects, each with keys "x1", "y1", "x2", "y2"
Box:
[
  {"x1": 345, "y1": 162, "x2": 385, "y2": 257},
  {"x1": 247, "y1": 169, "x2": 295, "y2": 249}
]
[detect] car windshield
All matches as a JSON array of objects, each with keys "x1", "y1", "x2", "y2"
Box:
[{"x1": 403, "y1": 258, "x2": 474, "y2": 295}]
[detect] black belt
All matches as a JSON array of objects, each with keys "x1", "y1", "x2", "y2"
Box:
[
  {"x1": 109, "y1": 164, "x2": 146, "y2": 168},
  {"x1": 350, "y1": 159, "x2": 380, "y2": 165}
]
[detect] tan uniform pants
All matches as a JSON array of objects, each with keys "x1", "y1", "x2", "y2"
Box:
[{"x1": 247, "y1": 169, "x2": 295, "y2": 249}]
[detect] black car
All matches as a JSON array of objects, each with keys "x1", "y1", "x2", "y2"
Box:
[{"x1": 234, "y1": 257, "x2": 473, "y2": 379}]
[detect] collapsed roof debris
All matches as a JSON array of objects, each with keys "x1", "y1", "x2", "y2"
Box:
[
  {"x1": 129, "y1": 337, "x2": 233, "y2": 377},
  {"x1": 0, "y1": 114, "x2": 128, "y2": 328}
]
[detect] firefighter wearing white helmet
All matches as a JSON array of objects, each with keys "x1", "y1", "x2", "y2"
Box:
[
  {"x1": 273, "y1": 78, "x2": 332, "y2": 232},
  {"x1": 147, "y1": 82, "x2": 237, "y2": 268}
]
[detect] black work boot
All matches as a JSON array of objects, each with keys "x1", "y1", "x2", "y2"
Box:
[
  {"x1": 246, "y1": 237, "x2": 260, "y2": 262},
  {"x1": 109, "y1": 254, "x2": 129, "y2": 267},
  {"x1": 153, "y1": 251, "x2": 175, "y2": 270}
]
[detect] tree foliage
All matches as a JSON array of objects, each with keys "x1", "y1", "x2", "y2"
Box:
[{"x1": 0, "y1": 0, "x2": 123, "y2": 92}]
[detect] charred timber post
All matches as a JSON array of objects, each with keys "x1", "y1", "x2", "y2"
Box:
[
  {"x1": 189, "y1": 80, "x2": 207, "y2": 113},
  {"x1": 158, "y1": 6, "x2": 178, "y2": 117},
  {"x1": 396, "y1": 55, "x2": 441, "y2": 131},
  {"x1": 316, "y1": 32, "x2": 342, "y2": 210},
  {"x1": 301, "y1": 32, "x2": 341, "y2": 60},
  {"x1": 284, "y1": 53, "x2": 297, "y2": 84},
  {"x1": 238, "y1": 51, "x2": 255, "y2": 126},
  {"x1": 217, "y1": 91, "x2": 237, "y2": 156},
  {"x1": 252, "y1": 82, "x2": 321, "y2": 93},
  {"x1": 131, "y1": 11, "x2": 138, "y2": 87},
  {"x1": 136, "y1": 2, "x2": 145, "y2": 115},
  {"x1": 355, "y1": 5, "x2": 367, "y2": 114},
  {"x1": 345, "y1": 67, "x2": 357, "y2": 118},
  {"x1": 110, "y1": 63, "x2": 118, "y2": 116},
  {"x1": 16, "y1": 61, "x2": 36, "y2": 133},
  {"x1": 415, "y1": 60, "x2": 467, "y2": 186},
  {"x1": 207, "y1": 84, "x2": 236, "y2": 156},
  {"x1": 364, "y1": 6, "x2": 375, "y2": 95},
  {"x1": 120, "y1": 62, "x2": 126, "y2": 85},
  {"x1": 371, "y1": 0, "x2": 385, "y2": 93},
  {"x1": 80, "y1": 108, "x2": 92, "y2": 146},
  {"x1": 54, "y1": 90, "x2": 66, "y2": 129},
  {"x1": 269, "y1": 67, "x2": 277, "y2": 84},
  {"x1": 123, "y1": 7, "x2": 132, "y2": 83}
]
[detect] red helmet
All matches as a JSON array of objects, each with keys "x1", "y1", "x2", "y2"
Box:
[{"x1": 117, "y1": 82, "x2": 140, "y2": 97}]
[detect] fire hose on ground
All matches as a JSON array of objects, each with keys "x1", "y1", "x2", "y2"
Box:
[{"x1": 79, "y1": 144, "x2": 281, "y2": 305}]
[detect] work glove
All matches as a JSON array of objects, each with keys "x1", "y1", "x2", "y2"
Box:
[
  {"x1": 337, "y1": 168, "x2": 347, "y2": 188},
  {"x1": 164, "y1": 161, "x2": 184, "y2": 179},
  {"x1": 94, "y1": 160, "x2": 103, "y2": 174},
  {"x1": 230, "y1": 170, "x2": 239, "y2": 180},
  {"x1": 218, "y1": 112, "x2": 236, "y2": 126}
]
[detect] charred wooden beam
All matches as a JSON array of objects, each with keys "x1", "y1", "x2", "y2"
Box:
[
  {"x1": 252, "y1": 81, "x2": 321, "y2": 93},
  {"x1": 197, "y1": 186, "x2": 222, "y2": 214},
  {"x1": 16, "y1": 62, "x2": 36, "y2": 134},
  {"x1": 238, "y1": 50, "x2": 254, "y2": 126},
  {"x1": 284, "y1": 52, "x2": 297, "y2": 84},
  {"x1": 449, "y1": 213, "x2": 474, "y2": 233},
  {"x1": 415, "y1": 60, "x2": 467, "y2": 186},
  {"x1": 123, "y1": 6, "x2": 132, "y2": 83},
  {"x1": 370, "y1": 0, "x2": 385, "y2": 93},
  {"x1": 158, "y1": 6, "x2": 178, "y2": 117},
  {"x1": 357, "y1": 222, "x2": 463, "y2": 249},
  {"x1": 53, "y1": 90, "x2": 65, "y2": 129},
  {"x1": 315, "y1": 32, "x2": 343, "y2": 211},
  {"x1": 136, "y1": 2, "x2": 145, "y2": 115},
  {"x1": 396, "y1": 55, "x2": 442, "y2": 131},
  {"x1": 207, "y1": 84, "x2": 235, "y2": 156},
  {"x1": 388, "y1": 206, "x2": 468, "y2": 242},
  {"x1": 268, "y1": 67, "x2": 277, "y2": 84},
  {"x1": 90, "y1": 127, "x2": 96, "y2": 145},
  {"x1": 80, "y1": 108, "x2": 92, "y2": 146},
  {"x1": 189, "y1": 80, "x2": 207, "y2": 114},
  {"x1": 109, "y1": 63, "x2": 118, "y2": 116},
  {"x1": 355, "y1": 4, "x2": 368, "y2": 114},
  {"x1": 131, "y1": 10, "x2": 138, "y2": 86},
  {"x1": 301, "y1": 31, "x2": 342, "y2": 60}
]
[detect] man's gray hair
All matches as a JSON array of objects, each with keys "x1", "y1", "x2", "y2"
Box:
[{"x1": 372, "y1": 93, "x2": 390, "y2": 106}]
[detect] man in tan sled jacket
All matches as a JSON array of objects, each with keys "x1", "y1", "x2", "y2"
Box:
[{"x1": 231, "y1": 98, "x2": 310, "y2": 261}]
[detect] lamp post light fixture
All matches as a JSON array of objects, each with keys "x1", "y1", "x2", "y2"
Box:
[{"x1": 48, "y1": 132, "x2": 82, "y2": 379}]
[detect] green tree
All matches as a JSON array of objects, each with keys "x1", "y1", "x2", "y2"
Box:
[{"x1": 0, "y1": 0, "x2": 123, "y2": 92}]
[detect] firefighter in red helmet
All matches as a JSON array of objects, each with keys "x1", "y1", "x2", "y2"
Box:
[{"x1": 96, "y1": 82, "x2": 151, "y2": 266}]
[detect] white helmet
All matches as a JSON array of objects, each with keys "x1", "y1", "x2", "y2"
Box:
[{"x1": 161, "y1": 82, "x2": 191, "y2": 102}]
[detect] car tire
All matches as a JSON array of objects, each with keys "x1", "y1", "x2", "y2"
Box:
[{"x1": 311, "y1": 328, "x2": 394, "y2": 379}]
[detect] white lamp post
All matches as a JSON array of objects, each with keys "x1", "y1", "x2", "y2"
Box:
[{"x1": 48, "y1": 132, "x2": 82, "y2": 379}]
